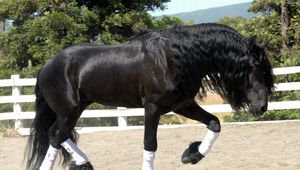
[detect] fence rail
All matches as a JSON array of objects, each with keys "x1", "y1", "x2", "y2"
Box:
[{"x1": 0, "y1": 66, "x2": 300, "y2": 135}]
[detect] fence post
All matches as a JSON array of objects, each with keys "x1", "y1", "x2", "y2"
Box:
[
  {"x1": 117, "y1": 107, "x2": 128, "y2": 128},
  {"x1": 11, "y1": 75, "x2": 23, "y2": 129}
]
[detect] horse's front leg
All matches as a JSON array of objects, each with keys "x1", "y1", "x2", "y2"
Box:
[
  {"x1": 142, "y1": 103, "x2": 160, "y2": 170},
  {"x1": 174, "y1": 101, "x2": 221, "y2": 164}
]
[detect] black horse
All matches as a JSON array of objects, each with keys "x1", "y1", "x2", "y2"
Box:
[{"x1": 26, "y1": 23, "x2": 274, "y2": 170}]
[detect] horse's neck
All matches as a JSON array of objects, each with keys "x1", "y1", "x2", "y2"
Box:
[
  {"x1": 175, "y1": 37, "x2": 234, "y2": 92},
  {"x1": 184, "y1": 44, "x2": 226, "y2": 75}
]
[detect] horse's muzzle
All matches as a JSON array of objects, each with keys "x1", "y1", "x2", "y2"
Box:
[{"x1": 249, "y1": 104, "x2": 268, "y2": 117}]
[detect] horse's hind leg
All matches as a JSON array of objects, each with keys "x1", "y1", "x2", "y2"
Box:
[
  {"x1": 40, "y1": 101, "x2": 93, "y2": 170},
  {"x1": 173, "y1": 101, "x2": 221, "y2": 164},
  {"x1": 54, "y1": 105, "x2": 94, "y2": 169}
]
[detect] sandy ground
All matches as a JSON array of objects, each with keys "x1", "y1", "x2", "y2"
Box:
[{"x1": 1, "y1": 121, "x2": 300, "y2": 170}]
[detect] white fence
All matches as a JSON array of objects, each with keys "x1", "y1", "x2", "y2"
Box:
[{"x1": 0, "y1": 66, "x2": 300, "y2": 135}]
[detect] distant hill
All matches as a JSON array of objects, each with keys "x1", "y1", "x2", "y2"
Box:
[{"x1": 157, "y1": 2, "x2": 255, "y2": 24}]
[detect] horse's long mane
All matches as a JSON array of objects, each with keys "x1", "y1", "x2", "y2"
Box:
[{"x1": 131, "y1": 23, "x2": 274, "y2": 110}]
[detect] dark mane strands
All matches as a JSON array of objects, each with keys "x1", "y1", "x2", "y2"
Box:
[
  {"x1": 130, "y1": 23, "x2": 273, "y2": 110},
  {"x1": 170, "y1": 24, "x2": 251, "y2": 109}
]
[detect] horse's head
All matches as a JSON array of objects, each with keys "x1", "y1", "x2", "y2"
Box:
[
  {"x1": 197, "y1": 32, "x2": 275, "y2": 116},
  {"x1": 245, "y1": 36, "x2": 274, "y2": 116},
  {"x1": 245, "y1": 65, "x2": 269, "y2": 116}
]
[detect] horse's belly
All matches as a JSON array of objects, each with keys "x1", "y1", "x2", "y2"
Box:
[
  {"x1": 80, "y1": 79, "x2": 143, "y2": 108},
  {"x1": 93, "y1": 97, "x2": 143, "y2": 108}
]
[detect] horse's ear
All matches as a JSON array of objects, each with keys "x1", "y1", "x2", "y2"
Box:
[{"x1": 248, "y1": 35, "x2": 257, "y2": 49}]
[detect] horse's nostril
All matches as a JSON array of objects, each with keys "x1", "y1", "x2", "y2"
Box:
[{"x1": 261, "y1": 105, "x2": 268, "y2": 112}]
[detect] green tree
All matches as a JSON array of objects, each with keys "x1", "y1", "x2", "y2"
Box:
[
  {"x1": 220, "y1": 0, "x2": 300, "y2": 66},
  {"x1": 0, "y1": 0, "x2": 185, "y2": 71},
  {"x1": 0, "y1": 0, "x2": 186, "y2": 128},
  {"x1": 249, "y1": 0, "x2": 300, "y2": 65}
]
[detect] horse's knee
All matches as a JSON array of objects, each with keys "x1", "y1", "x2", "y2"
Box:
[{"x1": 207, "y1": 118, "x2": 221, "y2": 133}]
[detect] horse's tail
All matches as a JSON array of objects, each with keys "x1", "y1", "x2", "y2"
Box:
[{"x1": 25, "y1": 72, "x2": 57, "y2": 169}]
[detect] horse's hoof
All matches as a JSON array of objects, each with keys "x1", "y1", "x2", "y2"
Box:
[
  {"x1": 69, "y1": 161, "x2": 94, "y2": 170},
  {"x1": 181, "y1": 141, "x2": 204, "y2": 164}
]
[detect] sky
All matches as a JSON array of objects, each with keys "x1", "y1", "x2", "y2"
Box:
[{"x1": 149, "y1": 0, "x2": 252, "y2": 16}]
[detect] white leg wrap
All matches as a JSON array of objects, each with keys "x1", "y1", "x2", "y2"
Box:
[
  {"x1": 39, "y1": 145, "x2": 58, "y2": 170},
  {"x1": 198, "y1": 130, "x2": 219, "y2": 156},
  {"x1": 61, "y1": 138, "x2": 89, "y2": 165},
  {"x1": 141, "y1": 150, "x2": 155, "y2": 170}
]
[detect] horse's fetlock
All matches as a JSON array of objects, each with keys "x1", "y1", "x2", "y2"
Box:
[
  {"x1": 49, "y1": 138, "x2": 62, "y2": 149},
  {"x1": 207, "y1": 119, "x2": 221, "y2": 132},
  {"x1": 144, "y1": 143, "x2": 157, "y2": 152}
]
